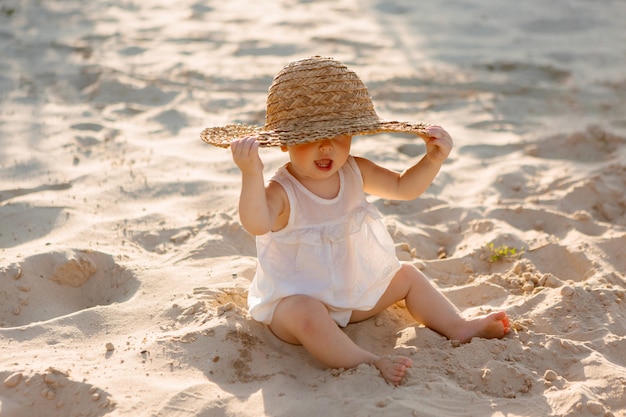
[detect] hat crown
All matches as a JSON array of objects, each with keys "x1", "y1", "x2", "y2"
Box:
[
  {"x1": 264, "y1": 57, "x2": 379, "y2": 133},
  {"x1": 200, "y1": 56, "x2": 429, "y2": 148}
]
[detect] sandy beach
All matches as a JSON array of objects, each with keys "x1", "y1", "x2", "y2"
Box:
[{"x1": 1, "y1": 0, "x2": 626, "y2": 416}]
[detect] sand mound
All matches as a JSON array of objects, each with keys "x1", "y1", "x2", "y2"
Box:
[{"x1": 0, "y1": 249, "x2": 138, "y2": 327}]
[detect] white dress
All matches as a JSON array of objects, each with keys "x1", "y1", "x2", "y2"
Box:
[{"x1": 248, "y1": 156, "x2": 401, "y2": 327}]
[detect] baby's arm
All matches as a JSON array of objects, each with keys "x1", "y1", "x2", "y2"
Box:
[
  {"x1": 230, "y1": 137, "x2": 285, "y2": 235},
  {"x1": 357, "y1": 125, "x2": 453, "y2": 200}
]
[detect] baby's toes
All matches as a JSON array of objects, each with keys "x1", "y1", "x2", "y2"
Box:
[{"x1": 375, "y1": 355, "x2": 412, "y2": 386}]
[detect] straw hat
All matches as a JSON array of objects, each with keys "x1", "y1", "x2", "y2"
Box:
[{"x1": 200, "y1": 56, "x2": 430, "y2": 148}]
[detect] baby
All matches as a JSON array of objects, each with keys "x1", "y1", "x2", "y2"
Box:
[{"x1": 201, "y1": 56, "x2": 510, "y2": 385}]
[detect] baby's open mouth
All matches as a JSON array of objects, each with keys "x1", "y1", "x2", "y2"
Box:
[{"x1": 315, "y1": 159, "x2": 332, "y2": 169}]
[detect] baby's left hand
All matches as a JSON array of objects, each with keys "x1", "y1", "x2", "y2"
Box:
[{"x1": 422, "y1": 125, "x2": 453, "y2": 164}]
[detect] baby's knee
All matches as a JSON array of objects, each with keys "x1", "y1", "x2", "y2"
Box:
[
  {"x1": 272, "y1": 295, "x2": 330, "y2": 338},
  {"x1": 275, "y1": 295, "x2": 327, "y2": 319},
  {"x1": 397, "y1": 263, "x2": 427, "y2": 282}
]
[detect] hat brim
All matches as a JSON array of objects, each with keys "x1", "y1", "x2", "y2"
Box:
[{"x1": 200, "y1": 121, "x2": 431, "y2": 148}]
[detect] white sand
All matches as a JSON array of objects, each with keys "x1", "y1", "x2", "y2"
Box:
[{"x1": 1, "y1": 0, "x2": 626, "y2": 416}]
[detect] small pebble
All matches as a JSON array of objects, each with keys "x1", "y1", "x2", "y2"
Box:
[
  {"x1": 561, "y1": 286, "x2": 575, "y2": 297},
  {"x1": 170, "y1": 230, "x2": 191, "y2": 244},
  {"x1": 376, "y1": 398, "x2": 389, "y2": 408},
  {"x1": 573, "y1": 210, "x2": 591, "y2": 221},
  {"x1": 542, "y1": 273, "x2": 562, "y2": 288},
  {"x1": 7, "y1": 264, "x2": 22, "y2": 280},
  {"x1": 100, "y1": 398, "x2": 113, "y2": 409},
  {"x1": 586, "y1": 400, "x2": 604, "y2": 415},
  {"x1": 3, "y1": 372, "x2": 23, "y2": 388},
  {"x1": 543, "y1": 369, "x2": 558, "y2": 381},
  {"x1": 217, "y1": 302, "x2": 235, "y2": 315},
  {"x1": 42, "y1": 387, "x2": 56, "y2": 400},
  {"x1": 105, "y1": 342, "x2": 115, "y2": 352}
]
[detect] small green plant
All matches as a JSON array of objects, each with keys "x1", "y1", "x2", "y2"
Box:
[
  {"x1": 486, "y1": 243, "x2": 524, "y2": 263},
  {"x1": 1, "y1": 6, "x2": 16, "y2": 17}
]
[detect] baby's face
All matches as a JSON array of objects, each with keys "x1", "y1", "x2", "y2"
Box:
[{"x1": 283, "y1": 135, "x2": 352, "y2": 180}]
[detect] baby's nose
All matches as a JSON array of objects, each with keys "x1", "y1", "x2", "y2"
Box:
[{"x1": 319, "y1": 140, "x2": 332, "y2": 151}]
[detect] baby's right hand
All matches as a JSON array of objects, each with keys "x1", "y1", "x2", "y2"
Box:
[{"x1": 230, "y1": 136, "x2": 264, "y2": 175}]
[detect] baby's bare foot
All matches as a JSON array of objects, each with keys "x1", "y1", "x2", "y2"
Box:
[
  {"x1": 373, "y1": 355, "x2": 412, "y2": 386},
  {"x1": 454, "y1": 311, "x2": 511, "y2": 343}
]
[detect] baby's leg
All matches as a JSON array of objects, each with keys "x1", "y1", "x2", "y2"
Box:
[
  {"x1": 269, "y1": 295, "x2": 412, "y2": 385},
  {"x1": 352, "y1": 264, "x2": 509, "y2": 342},
  {"x1": 398, "y1": 264, "x2": 510, "y2": 342},
  {"x1": 450, "y1": 311, "x2": 510, "y2": 342}
]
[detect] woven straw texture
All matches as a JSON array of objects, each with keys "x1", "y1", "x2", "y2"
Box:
[{"x1": 200, "y1": 56, "x2": 429, "y2": 148}]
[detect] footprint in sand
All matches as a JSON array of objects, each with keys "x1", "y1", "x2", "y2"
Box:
[
  {"x1": 0, "y1": 249, "x2": 138, "y2": 327},
  {"x1": 0, "y1": 368, "x2": 114, "y2": 417}
]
